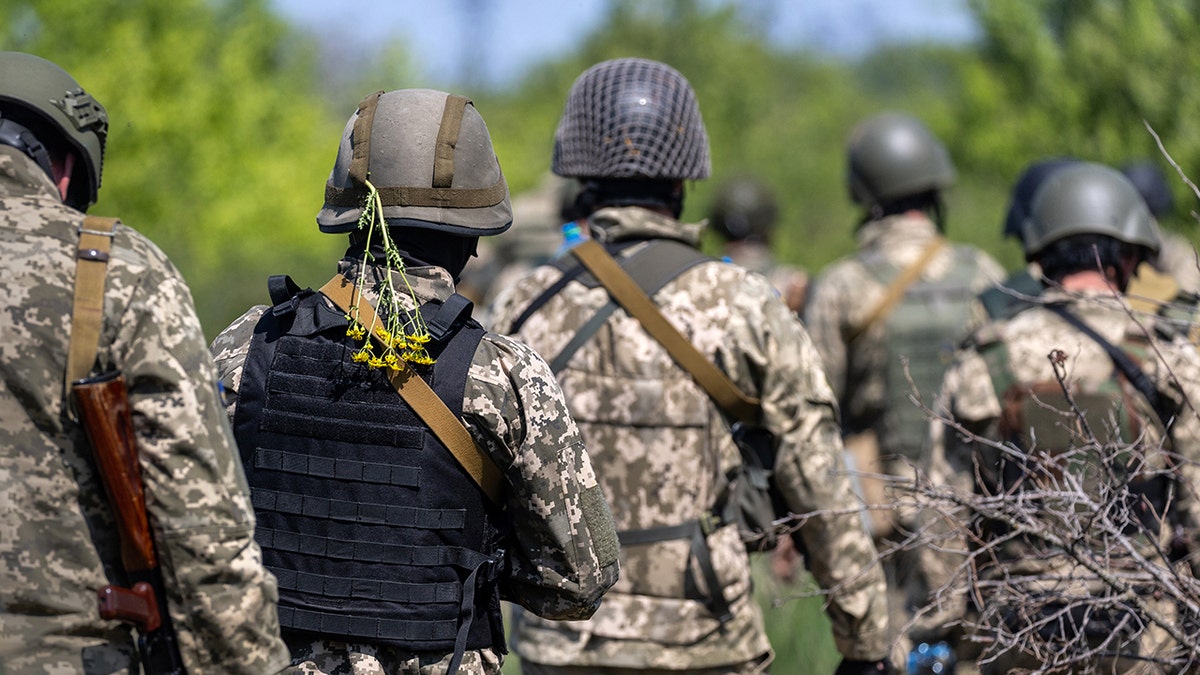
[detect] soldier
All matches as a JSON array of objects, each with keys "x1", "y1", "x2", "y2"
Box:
[
  {"x1": 1121, "y1": 160, "x2": 1200, "y2": 296},
  {"x1": 0, "y1": 52, "x2": 289, "y2": 672},
  {"x1": 802, "y1": 112, "x2": 1004, "y2": 640},
  {"x1": 490, "y1": 58, "x2": 893, "y2": 675},
  {"x1": 210, "y1": 88, "x2": 620, "y2": 675},
  {"x1": 976, "y1": 157, "x2": 1077, "y2": 321},
  {"x1": 707, "y1": 174, "x2": 809, "y2": 314},
  {"x1": 919, "y1": 162, "x2": 1200, "y2": 673}
]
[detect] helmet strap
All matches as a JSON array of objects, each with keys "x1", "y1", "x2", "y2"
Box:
[{"x1": 0, "y1": 116, "x2": 54, "y2": 180}]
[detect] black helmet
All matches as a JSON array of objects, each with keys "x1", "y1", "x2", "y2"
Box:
[
  {"x1": 1003, "y1": 158, "x2": 1078, "y2": 244},
  {"x1": 846, "y1": 112, "x2": 955, "y2": 210},
  {"x1": 317, "y1": 89, "x2": 511, "y2": 236},
  {"x1": 1022, "y1": 162, "x2": 1160, "y2": 260},
  {"x1": 1120, "y1": 160, "x2": 1174, "y2": 219},
  {"x1": 708, "y1": 175, "x2": 779, "y2": 242},
  {"x1": 0, "y1": 52, "x2": 108, "y2": 210},
  {"x1": 552, "y1": 58, "x2": 710, "y2": 181}
]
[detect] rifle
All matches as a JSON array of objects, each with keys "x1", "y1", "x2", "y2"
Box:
[{"x1": 74, "y1": 370, "x2": 186, "y2": 674}]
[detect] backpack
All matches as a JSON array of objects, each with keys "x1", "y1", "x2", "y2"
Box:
[{"x1": 863, "y1": 245, "x2": 982, "y2": 459}]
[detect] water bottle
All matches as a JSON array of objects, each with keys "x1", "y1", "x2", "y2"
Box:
[
  {"x1": 553, "y1": 221, "x2": 585, "y2": 259},
  {"x1": 906, "y1": 641, "x2": 955, "y2": 675}
]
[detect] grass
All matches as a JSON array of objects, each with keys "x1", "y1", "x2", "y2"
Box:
[{"x1": 500, "y1": 556, "x2": 841, "y2": 673}]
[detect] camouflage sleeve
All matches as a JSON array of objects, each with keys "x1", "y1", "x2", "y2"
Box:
[
  {"x1": 725, "y1": 276, "x2": 892, "y2": 661},
  {"x1": 801, "y1": 268, "x2": 850, "y2": 403},
  {"x1": 911, "y1": 350, "x2": 998, "y2": 638},
  {"x1": 209, "y1": 304, "x2": 270, "y2": 420},
  {"x1": 1154, "y1": 341, "x2": 1200, "y2": 578},
  {"x1": 112, "y1": 241, "x2": 287, "y2": 674},
  {"x1": 463, "y1": 333, "x2": 620, "y2": 620}
]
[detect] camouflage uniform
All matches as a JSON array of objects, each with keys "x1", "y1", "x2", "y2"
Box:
[
  {"x1": 804, "y1": 213, "x2": 1005, "y2": 445},
  {"x1": 211, "y1": 257, "x2": 621, "y2": 675},
  {"x1": 0, "y1": 147, "x2": 290, "y2": 672},
  {"x1": 489, "y1": 206, "x2": 891, "y2": 671},
  {"x1": 719, "y1": 240, "x2": 808, "y2": 316},
  {"x1": 921, "y1": 288, "x2": 1200, "y2": 673}
]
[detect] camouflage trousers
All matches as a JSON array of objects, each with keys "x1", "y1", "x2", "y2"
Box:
[
  {"x1": 520, "y1": 652, "x2": 771, "y2": 675},
  {"x1": 282, "y1": 638, "x2": 504, "y2": 675}
]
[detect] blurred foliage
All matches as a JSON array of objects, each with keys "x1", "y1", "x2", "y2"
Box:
[
  {"x1": 7, "y1": 0, "x2": 1199, "y2": 670},
  {"x1": 2, "y1": 0, "x2": 345, "y2": 337}
]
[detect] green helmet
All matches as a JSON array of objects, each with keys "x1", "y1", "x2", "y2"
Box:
[
  {"x1": 0, "y1": 52, "x2": 108, "y2": 210},
  {"x1": 1022, "y1": 162, "x2": 1160, "y2": 260},
  {"x1": 317, "y1": 89, "x2": 512, "y2": 236},
  {"x1": 846, "y1": 112, "x2": 955, "y2": 209},
  {"x1": 708, "y1": 175, "x2": 779, "y2": 242}
]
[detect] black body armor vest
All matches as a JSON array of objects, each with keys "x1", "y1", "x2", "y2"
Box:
[{"x1": 234, "y1": 276, "x2": 506, "y2": 659}]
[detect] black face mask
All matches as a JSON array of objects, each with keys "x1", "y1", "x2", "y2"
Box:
[
  {"x1": 574, "y1": 178, "x2": 684, "y2": 219},
  {"x1": 346, "y1": 228, "x2": 479, "y2": 281}
]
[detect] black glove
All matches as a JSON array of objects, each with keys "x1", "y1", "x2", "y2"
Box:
[{"x1": 833, "y1": 658, "x2": 895, "y2": 675}]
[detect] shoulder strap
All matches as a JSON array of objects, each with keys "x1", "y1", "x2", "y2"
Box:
[
  {"x1": 318, "y1": 274, "x2": 504, "y2": 504},
  {"x1": 569, "y1": 240, "x2": 761, "y2": 425},
  {"x1": 549, "y1": 239, "x2": 712, "y2": 373},
  {"x1": 1044, "y1": 304, "x2": 1174, "y2": 429},
  {"x1": 65, "y1": 216, "x2": 120, "y2": 395},
  {"x1": 848, "y1": 237, "x2": 946, "y2": 343}
]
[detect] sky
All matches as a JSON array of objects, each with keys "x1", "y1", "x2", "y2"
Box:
[{"x1": 269, "y1": 0, "x2": 979, "y2": 88}]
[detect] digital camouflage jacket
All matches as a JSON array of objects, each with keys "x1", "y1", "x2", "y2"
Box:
[
  {"x1": 0, "y1": 147, "x2": 290, "y2": 673},
  {"x1": 489, "y1": 206, "x2": 890, "y2": 669}
]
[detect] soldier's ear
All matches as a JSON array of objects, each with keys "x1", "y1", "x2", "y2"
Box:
[{"x1": 53, "y1": 151, "x2": 75, "y2": 203}]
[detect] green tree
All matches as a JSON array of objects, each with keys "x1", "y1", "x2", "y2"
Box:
[
  {"x1": 958, "y1": 0, "x2": 1200, "y2": 220},
  {"x1": 3, "y1": 0, "x2": 347, "y2": 337}
]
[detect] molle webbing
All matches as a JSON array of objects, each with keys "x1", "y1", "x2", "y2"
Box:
[
  {"x1": 251, "y1": 489, "x2": 466, "y2": 530},
  {"x1": 319, "y1": 274, "x2": 504, "y2": 503},
  {"x1": 325, "y1": 92, "x2": 507, "y2": 210},
  {"x1": 278, "y1": 607, "x2": 460, "y2": 645},
  {"x1": 257, "y1": 526, "x2": 494, "y2": 569},
  {"x1": 236, "y1": 278, "x2": 504, "y2": 659}
]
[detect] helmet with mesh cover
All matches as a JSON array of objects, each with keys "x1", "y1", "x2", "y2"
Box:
[
  {"x1": 317, "y1": 88, "x2": 512, "y2": 236},
  {"x1": 552, "y1": 58, "x2": 710, "y2": 181}
]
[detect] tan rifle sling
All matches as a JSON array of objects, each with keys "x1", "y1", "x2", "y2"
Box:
[
  {"x1": 847, "y1": 236, "x2": 946, "y2": 343},
  {"x1": 65, "y1": 216, "x2": 119, "y2": 397},
  {"x1": 569, "y1": 239, "x2": 760, "y2": 425},
  {"x1": 319, "y1": 274, "x2": 504, "y2": 504}
]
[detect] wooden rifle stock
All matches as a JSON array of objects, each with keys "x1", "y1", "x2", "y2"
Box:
[{"x1": 73, "y1": 370, "x2": 186, "y2": 674}]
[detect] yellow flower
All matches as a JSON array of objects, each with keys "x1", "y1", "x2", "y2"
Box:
[
  {"x1": 346, "y1": 324, "x2": 366, "y2": 341},
  {"x1": 406, "y1": 332, "x2": 431, "y2": 345},
  {"x1": 367, "y1": 355, "x2": 386, "y2": 369},
  {"x1": 351, "y1": 349, "x2": 371, "y2": 363}
]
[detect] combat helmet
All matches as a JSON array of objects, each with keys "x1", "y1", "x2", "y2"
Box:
[
  {"x1": 552, "y1": 58, "x2": 710, "y2": 181},
  {"x1": 317, "y1": 89, "x2": 512, "y2": 236},
  {"x1": 0, "y1": 52, "x2": 108, "y2": 210},
  {"x1": 1002, "y1": 157, "x2": 1077, "y2": 245},
  {"x1": 1022, "y1": 162, "x2": 1160, "y2": 260},
  {"x1": 846, "y1": 112, "x2": 955, "y2": 210},
  {"x1": 708, "y1": 175, "x2": 779, "y2": 243},
  {"x1": 1120, "y1": 160, "x2": 1175, "y2": 219}
]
